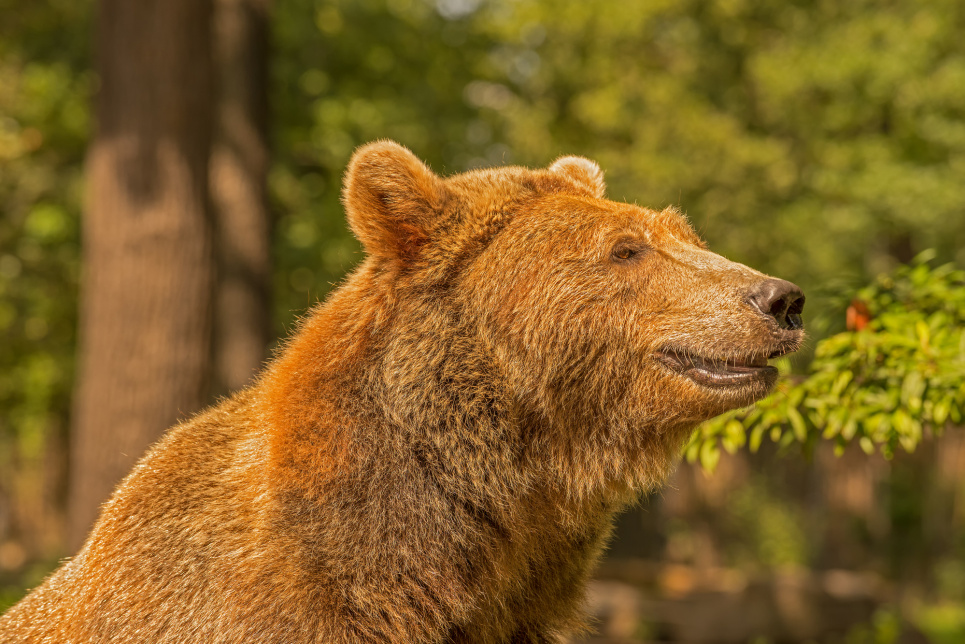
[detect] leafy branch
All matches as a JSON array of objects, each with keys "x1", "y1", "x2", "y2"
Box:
[{"x1": 687, "y1": 252, "x2": 965, "y2": 471}]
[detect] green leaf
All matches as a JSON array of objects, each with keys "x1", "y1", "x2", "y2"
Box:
[
  {"x1": 841, "y1": 418, "x2": 858, "y2": 441},
  {"x1": 684, "y1": 430, "x2": 702, "y2": 464},
  {"x1": 916, "y1": 320, "x2": 931, "y2": 351},
  {"x1": 750, "y1": 424, "x2": 766, "y2": 453},
  {"x1": 786, "y1": 407, "x2": 808, "y2": 442},
  {"x1": 831, "y1": 370, "x2": 853, "y2": 397},
  {"x1": 721, "y1": 419, "x2": 746, "y2": 455},
  {"x1": 699, "y1": 439, "x2": 721, "y2": 473},
  {"x1": 933, "y1": 398, "x2": 950, "y2": 426},
  {"x1": 900, "y1": 371, "x2": 926, "y2": 413}
]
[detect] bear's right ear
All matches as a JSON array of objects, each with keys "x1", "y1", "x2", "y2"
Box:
[
  {"x1": 342, "y1": 140, "x2": 447, "y2": 263},
  {"x1": 549, "y1": 156, "x2": 606, "y2": 199}
]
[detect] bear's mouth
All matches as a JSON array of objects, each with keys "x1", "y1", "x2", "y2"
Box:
[{"x1": 653, "y1": 348, "x2": 781, "y2": 388}]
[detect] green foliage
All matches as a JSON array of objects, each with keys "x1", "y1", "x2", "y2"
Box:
[
  {"x1": 0, "y1": 1, "x2": 90, "y2": 489},
  {"x1": 916, "y1": 603, "x2": 965, "y2": 644},
  {"x1": 688, "y1": 253, "x2": 965, "y2": 469}
]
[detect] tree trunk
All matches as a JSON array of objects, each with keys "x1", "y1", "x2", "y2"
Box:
[
  {"x1": 68, "y1": 0, "x2": 216, "y2": 551},
  {"x1": 210, "y1": 0, "x2": 272, "y2": 396}
]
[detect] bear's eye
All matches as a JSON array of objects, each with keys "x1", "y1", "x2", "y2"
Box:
[{"x1": 611, "y1": 243, "x2": 642, "y2": 262}]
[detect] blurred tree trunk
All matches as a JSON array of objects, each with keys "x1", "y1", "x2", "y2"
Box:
[
  {"x1": 69, "y1": 0, "x2": 272, "y2": 552},
  {"x1": 69, "y1": 0, "x2": 216, "y2": 551},
  {"x1": 210, "y1": 0, "x2": 272, "y2": 397}
]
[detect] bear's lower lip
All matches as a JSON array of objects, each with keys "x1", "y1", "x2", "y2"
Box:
[{"x1": 653, "y1": 349, "x2": 777, "y2": 388}]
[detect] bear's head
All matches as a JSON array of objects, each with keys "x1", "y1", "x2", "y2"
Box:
[{"x1": 342, "y1": 140, "x2": 804, "y2": 495}]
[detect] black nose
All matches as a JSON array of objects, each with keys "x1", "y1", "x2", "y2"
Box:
[{"x1": 747, "y1": 279, "x2": 805, "y2": 330}]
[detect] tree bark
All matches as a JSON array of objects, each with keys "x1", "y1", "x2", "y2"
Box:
[
  {"x1": 210, "y1": 0, "x2": 272, "y2": 396},
  {"x1": 68, "y1": 0, "x2": 216, "y2": 551}
]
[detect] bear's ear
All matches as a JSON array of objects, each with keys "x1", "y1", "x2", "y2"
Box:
[
  {"x1": 549, "y1": 156, "x2": 606, "y2": 199},
  {"x1": 342, "y1": 140, "x2": 446, "y2": 262}
]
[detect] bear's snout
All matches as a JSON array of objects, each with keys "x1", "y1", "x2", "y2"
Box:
[{"x1": 746, "y1": 278, "x2": 805, "y2": 331}]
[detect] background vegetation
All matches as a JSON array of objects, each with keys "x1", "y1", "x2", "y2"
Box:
[{"x1": 1, "y1": 0, "x2": 964, "y2": 640}]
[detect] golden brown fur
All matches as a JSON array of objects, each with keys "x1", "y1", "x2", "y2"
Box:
[{"x1": 0, "y1": 141, "x2": 804, "y2": 643}]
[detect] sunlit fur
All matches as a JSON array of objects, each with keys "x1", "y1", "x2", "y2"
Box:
[{"x1": 0, "y1": 141, "x2": 803, "y2": 643}]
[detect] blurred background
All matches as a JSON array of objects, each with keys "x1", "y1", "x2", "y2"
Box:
[{"x1": 1, "y1": 0, "x2": 964, "y2": 641}]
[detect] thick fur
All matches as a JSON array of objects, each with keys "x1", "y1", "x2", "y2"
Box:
[{"x1": 0, "y1": 141, "x2": 803, "y2": 643}]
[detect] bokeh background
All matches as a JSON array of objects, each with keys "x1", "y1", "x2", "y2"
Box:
[{"x1": 1, "y1": 0, "x2": 965, "y2": 641}]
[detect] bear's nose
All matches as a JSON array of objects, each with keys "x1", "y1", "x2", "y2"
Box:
[{"x1": 747, "y1": 279, "x2": 805, "y2": 330}]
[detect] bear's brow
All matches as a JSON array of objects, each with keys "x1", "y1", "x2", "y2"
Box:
[{"x1": 647, "y1": 207, "x2": 706, "y2": 248}]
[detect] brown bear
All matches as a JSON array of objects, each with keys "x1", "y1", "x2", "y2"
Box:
[{"x1": 0, "y1": 141, "x2": 804, "y2": 643}]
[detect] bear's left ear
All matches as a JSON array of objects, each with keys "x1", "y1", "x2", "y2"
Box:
[
  {"x1": 549, "y1": 156, "x2": 606, "y2": 199},
  {"x1": 342, "y1": 140, "x2": 447, "y2": 263}
]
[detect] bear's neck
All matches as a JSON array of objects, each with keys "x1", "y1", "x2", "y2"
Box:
[{"x1": 255, "y1": 268, "x2": 693, "y2": 639}]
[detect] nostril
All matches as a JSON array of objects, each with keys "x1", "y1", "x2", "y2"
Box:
[
  {"x1": 785, "y1": 294, "x2": 805, "y2": 330},
  {"x1": 768, "y1": 297, "x2": 789, "y2": 319},
  {"x1": 747, "y1": 279, "x2": 805, "y2": 330}
]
